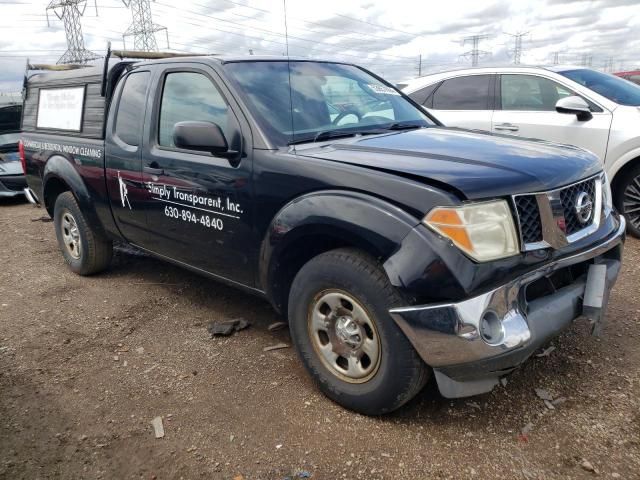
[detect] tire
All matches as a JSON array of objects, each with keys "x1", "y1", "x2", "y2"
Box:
[
  {"x1": 53, "y1": 191, "x2": 113, "y2": 275},
  {"x1": 614, "y1": 164, "x2": 640, "y2": 238},
  {"x1": 288, "y1": 248, "x2": 429, "y2": 415}
]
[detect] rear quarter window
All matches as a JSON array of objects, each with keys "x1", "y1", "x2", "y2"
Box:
[
  {"x1": 114, "y1": 71, "x2": 150, "y2": 147},
  {"x1": 432, "y1": 75, "x2": 491, "y2": 110},
  {"x1": 408, "y1": 82, "x2": 441, "y2": 107}
]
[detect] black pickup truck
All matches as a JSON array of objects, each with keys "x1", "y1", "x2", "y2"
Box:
[{"x1": 21, "y1": 52, "x2": 625, "y2": 415}]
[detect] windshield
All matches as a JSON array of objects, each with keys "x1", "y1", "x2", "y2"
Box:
[
  {"x1": 225, "y1": 61, "x2": 433, "y2": 146},
  {"x1": 560, "y1": 69, "x2": 640, "y2": 106}
]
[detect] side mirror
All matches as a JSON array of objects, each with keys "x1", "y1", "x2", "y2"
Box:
[
  {"x1": 555, "y1": 96, "x2": 592, "y2": 121},
  {"x1": 173, "y1": 121, "x2": 228, "y2": 153}
]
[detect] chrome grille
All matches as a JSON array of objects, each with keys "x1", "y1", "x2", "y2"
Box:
[
  {"x1": 514, "y1": 195, "x2": 543, "y2": 243},
  {"x1": 559, "y1": 178, "x2": 596, "y2": 235},
  {"x1": 513, "y1": 174, "x2": 602, "y2": 251}
]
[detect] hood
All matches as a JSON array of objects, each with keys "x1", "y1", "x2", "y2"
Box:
[{"x1": 295, "y1": 127, "x2": 602, "y2": 200}]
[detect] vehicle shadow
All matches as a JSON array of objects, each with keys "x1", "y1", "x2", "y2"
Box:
[
  {"x1": 0, "y1": 196, "x2": 29, "y2": 207},
  {"x1": 101, "y1": 245, "x2": 611, "y2": 427}
]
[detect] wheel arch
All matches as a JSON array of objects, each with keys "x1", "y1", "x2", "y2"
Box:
[
  {"x1": 609, "y1": 153, "x2": 640, "y2": 194},
  {"x1": 42, "y1": 155, "x2": 107, "y2": 237},
  {"x1": 259, "y1": 190, "x2": 420, "y2": 316}
]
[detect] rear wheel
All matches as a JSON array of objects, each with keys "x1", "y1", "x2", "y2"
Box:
[
  {"x1": 614, "y1": 164, "x2": 640, "y2": 238},
  {"x1": 54, "y1": 192, "x2": 113, "y2": 275},
  {"x1": 288, "y1": 248, "x2": 429, "y2": 415}
]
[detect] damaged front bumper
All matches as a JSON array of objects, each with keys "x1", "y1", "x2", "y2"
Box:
[{"x1": 389, "y1": 217, "x2": 625, "y2": 399}]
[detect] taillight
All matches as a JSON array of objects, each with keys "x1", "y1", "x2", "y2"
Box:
[{"x1": 18, "y1": 139, "x2": 26, "y2": 174}]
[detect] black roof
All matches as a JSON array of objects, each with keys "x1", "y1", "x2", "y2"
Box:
[{"x1": 26, "y1": 56, "x2": 356, "y2": 86}]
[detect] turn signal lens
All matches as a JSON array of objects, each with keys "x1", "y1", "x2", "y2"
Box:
[{"x1": 424, "y1": 200, "x2": 520, "y2": 262}]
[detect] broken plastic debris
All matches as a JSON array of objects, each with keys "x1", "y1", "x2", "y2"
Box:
[
  {"x1": 535, "y1": 346, "x2": 556, "y2": 357},
  {"x1": 551, "y1": 397, "x2": 567, "y2": 406},
  {"x1": 208, "y1": 318, "x2": 251, "y2": 337},
  {"x1": 263, "y1": 343, "x2": 289, "y2": 352},
  {"x1": 267, "y1": 321, "x2": 287, "y2": 332},
  {"x1": 152, "y1": 416, "x2": 165, "y2": 439},
  {"x1": 534, "y1": 388, "x2": 553, "y2": 401},
  {"x1": 580, "y1": 459, "x2": 597, "y2": 473}
]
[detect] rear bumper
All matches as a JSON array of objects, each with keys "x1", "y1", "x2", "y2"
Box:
[
  {"x1": 0, "y1": 174, "x2": 27, "y2": 197},
  {"x1": 390, "y1": 216, "x2": 625, "y2": 398}
]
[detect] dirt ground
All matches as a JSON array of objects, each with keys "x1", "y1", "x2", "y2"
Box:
[{"x1": 1, "y1": 198, "x2": 639, "y2": 480}]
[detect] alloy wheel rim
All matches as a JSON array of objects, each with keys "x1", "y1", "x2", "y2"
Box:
[
  {"x1": 623, "y1": 176, "x2": 640, "y2": 230},
  {"x1": 61, "y1": 211, "x2": 81, "y2": 260},
  {"x1": 307, "y1": 289, "x2": 381, "y2": 384}
]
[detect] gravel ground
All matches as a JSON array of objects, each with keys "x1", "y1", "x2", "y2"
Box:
[{"x1": 1, "y1": 198, "x2": 639, "y2": 480}]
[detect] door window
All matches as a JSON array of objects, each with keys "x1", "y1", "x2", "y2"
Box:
[
  {"x1": 432, "y1": 75, "x2": 491, "y2": 110},
  {"x1": 501, "y1": 74, "x2": 573, "y2": 111},
  {"x1": 159, "y1": 72, "x2": 230, "y2": 148},
  {"x1": 114, "y1": 71, "x2": 150, "y2": 146}
]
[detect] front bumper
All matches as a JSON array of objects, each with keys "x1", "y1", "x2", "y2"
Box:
[{"x1": 390, "y1": 217, "x2": 625, "y2": 398}]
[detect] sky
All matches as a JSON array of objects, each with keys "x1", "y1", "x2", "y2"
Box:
[{"x1": 0, "y1": 0, "x2": 639, "y2": 92}]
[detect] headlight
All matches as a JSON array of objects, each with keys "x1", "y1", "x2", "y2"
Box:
[
  {"x1": 602, "y1": 173, "x2": 613, "y2": 216},
  {"x1": 423, "y1": 200, "x2": 520, "y2": 262}
]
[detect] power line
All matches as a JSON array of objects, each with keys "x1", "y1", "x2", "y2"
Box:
[
  {"x1": 46, "y1": 0, "x2": 100, "y2": 64},
  {"x1": 152, "y1": 2, "x2": 417, "y2": 62}
]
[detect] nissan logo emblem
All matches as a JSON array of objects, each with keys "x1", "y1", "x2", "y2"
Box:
[{"x1": 574, "y1": 191, "x2": 593, "y2": 224}]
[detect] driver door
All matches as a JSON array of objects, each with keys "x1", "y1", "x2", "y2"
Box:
[
  {"x1": 139, "y1": 65, "x2": 255, "y2": 286},
  {"x1": 492, "y1": 74, "x2": 612, "y2": 161}
]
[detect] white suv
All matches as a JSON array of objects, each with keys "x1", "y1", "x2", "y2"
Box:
[{"x1": 400, "y1": 66, "x2": 640, "y2": 236}]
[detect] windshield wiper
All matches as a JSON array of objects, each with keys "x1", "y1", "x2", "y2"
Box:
[
  {"x1": 384, "y1": 122, "x2": 424, "y2": 131},
  {"x1": 287, "y1": 130, "x2": 358, "y2": 146},
  {"x1": 287, "y1": 123, "x2": 424, "y2": 146}
]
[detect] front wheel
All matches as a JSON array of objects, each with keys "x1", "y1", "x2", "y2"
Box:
[
  {"x1": 288, "y1": 248, "x2": 429, "y2": 415},
  {"x1": 53, "y1": 191, "x2": 113, "y2": 275},
  {"x1": 614, "y1": 164, "x2": 640, "y2": 238}
]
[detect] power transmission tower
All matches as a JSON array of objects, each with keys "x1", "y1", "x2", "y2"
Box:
[
  {"x1": 580, "y1": 53, "x2": 593, "y2": 67},
  {"x1": 505, "y1": 31, "x2": 529, "y2": 65},
  {"x1": 552, "y1": 52, "x2": 560, "y2": 65},
  {"x1": 417, "y1": 54, "x2": 422, "y2": 77},
  {"x1": 603, "y1": 57, "x2": 615, "y2": 72},
  {"x1": 461, "y1": 34, "x2": 490, "y2": 66},
  {"x1": 122, "y1": 0, "x2": 168, "y2": 51},
  {"x1": 46, "y1": 0, "x2": 99, "y2": 64}
]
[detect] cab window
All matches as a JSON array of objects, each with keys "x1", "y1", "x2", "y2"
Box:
[
  {"x1": 432, "y1": 75, "x2": 491, "y2": 110},
  {"x1": 158, "y1": 72, "x2": 230, "y2": 148}
]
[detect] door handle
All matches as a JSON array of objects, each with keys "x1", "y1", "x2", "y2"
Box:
[
  {"x1": 144, "y1": 163, "x2": 165, "y2": 176},
  {"x1": 494, "y1": 123, "x2": 519, "y2": 132}
]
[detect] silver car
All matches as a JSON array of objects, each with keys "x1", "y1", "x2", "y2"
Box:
[{"x1": 0, "y1": 131, "x2": 27, "y2": 199}]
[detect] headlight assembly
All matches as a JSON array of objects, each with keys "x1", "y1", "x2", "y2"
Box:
[{"x1": 423, "y1": 200, "x2": 520, "y2": 262}]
